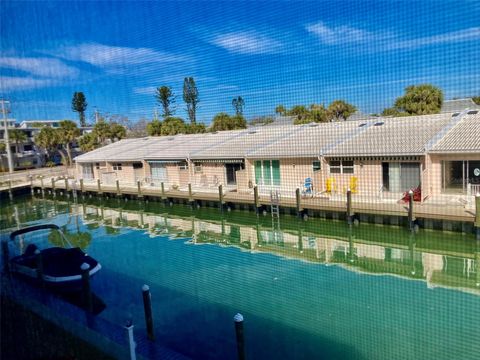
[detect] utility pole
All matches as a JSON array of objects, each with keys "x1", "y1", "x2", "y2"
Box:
[
  {"x1": 1, "y1": 99, "x2": 14, "y2": 173},
  {"x1": 153, "y1": 108, "x2": 159, "y2": 121},
  {"x1": 94, "y1": 107, "x2": 99, "y2": 124}
]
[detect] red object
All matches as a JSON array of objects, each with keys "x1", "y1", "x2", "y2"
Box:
[{"x1": 401, "y1": 187, "x2": 421, "y2": 202}]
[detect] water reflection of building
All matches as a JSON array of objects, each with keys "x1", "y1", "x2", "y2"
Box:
[{"x1": 59, "y1": 200, "x2": 480, "y2": 295}]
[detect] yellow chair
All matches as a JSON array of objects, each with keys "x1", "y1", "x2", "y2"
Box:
[
  {"x1": 349, "y1": 176, "x2": 358, "y2": 194},
  {"x1": 326, "y1": 177, "x2": 336, "y2": 193}
]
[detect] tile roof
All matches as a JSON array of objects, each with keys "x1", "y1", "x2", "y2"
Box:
[{"x1": 429, "y1": 112, "x2": 480, "y2": 153}]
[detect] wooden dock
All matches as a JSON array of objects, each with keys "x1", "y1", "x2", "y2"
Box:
[{"x1": 26, "y1": 178, "x2": 478, "y2": 227}]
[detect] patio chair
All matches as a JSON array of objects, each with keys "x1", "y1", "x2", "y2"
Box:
[
  {"x1": 326, "y1": 177, "x2": 336, "y2": 193},
  {"x1": 302, "y1": 177, "x2": 314, "y2": 197}
]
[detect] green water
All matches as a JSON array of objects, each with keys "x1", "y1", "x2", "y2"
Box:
[{"x1": 1, "y1": 194, "x2": 479, "y2": 359}]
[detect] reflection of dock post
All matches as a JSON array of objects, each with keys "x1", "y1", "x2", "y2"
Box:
[
  {"x1": 253, "y1": 186, "x2": 260, "y2": 214},
  {"x1": 409, "y1": 233, "x2": 416, "y2": 276},
  {"x1": 81, "y1": 263, "x2": 93, "y2": 313},
  {"x1": 297, "y1": 227, "x2": 303, "y2": 253},
  {"x1": 125, "y1": 320, "x2": 137, "y2": 360},
  {"x1": 234, "y1": 313, "x2": 245, "y2": 360},
  {"x1": 348, "y1": 225, "x2": 355, "y2": 263},
  {"x1": 142, "y1": 284, "x2": 155, "y2": 341},
  {"x1": 346, "y1": 188, "x2": 353, "y2": 225},
  {"x1": 218, "y1": 184, "x2": 224, "y2": 212},
  {"x1": 35, "y1": 249, "x2": 44, "y2": 287}
]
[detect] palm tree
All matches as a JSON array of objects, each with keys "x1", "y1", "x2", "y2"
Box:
[
  {"x1": 146, "y1": 120, "x2": 162, "y2": 136},
  {"x1": 109, "y1": 123, "x2": 126, "y2": 142},
  {"x1": 92, "y1": 120, "x2": 111, "y2": 145},
  {"x1": 57, "y1": 120, "x2": 80, "y2": 166},
  {"x1": 35, "y1": 126, "x2": 59, "y2": 163},
  {"x1": 9, "y1": 129, "x2": 27, "y2": 167}
]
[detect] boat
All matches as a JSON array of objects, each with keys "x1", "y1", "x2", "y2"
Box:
[{"x1": 7, "y1": 224, "x2": 101, "y2": 290}]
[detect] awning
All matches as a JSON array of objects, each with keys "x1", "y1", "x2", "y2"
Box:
[
  {"x1": 193, "y1": 159, "x2": 244, "y2": 164},
  {"x1": 326, "y1": 155, "x2": 422, "y2": 162},
  {"x1": 146, "y1": 160, "x2": 183, "y2": 164}
]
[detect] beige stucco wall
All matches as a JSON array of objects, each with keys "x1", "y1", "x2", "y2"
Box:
[{"x1": 191, "y1": 162, "x2": 226, "y2": 188}]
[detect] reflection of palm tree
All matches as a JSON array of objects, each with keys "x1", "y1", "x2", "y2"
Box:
[{"x1": 48, "y1": 218, "x2": 92, "y2": 250}]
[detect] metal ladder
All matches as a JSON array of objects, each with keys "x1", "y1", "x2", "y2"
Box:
[{"x1": 270, "y1": 190, "x2": 282, "y2": 244}]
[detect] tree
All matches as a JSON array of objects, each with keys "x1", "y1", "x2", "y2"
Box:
[
  {"x1": 471, "y1": 96, "x2": 480, "y2": 105},
  {"x1": 275, "y1": 105, "x2": 286, "y2": 116},
  {"x1": 9, "y1": 129, "x2": 27, "y2": 166},
  {"x1": 92, "y1": 120, "x2": 111, "y2": 145},
  {"x1": 35, "y1": 126, "x2": 59, "y2": 162},
  {"x1": 392, "y1": 84, "x2": 443, "y2": 115},
  {"x1": 56, "y1": 120, "x2": 80, "y2": 166},
  {"x1": 232, "y1": 96, "x2": 245, "y2": 115},
  {"x1": 327, "y1": 100, "x2": 357, "y2": 121},
  {"x1": 183, "y1": 77, "x2": 199, "y2": 124},
  {"x1": 210, "y1": 113, "x2": 247, "y2": 131},
  {"x1": 161, "y1": 117, "x2": 187, "y2": 135},
  {"x1": 146, "y1": 119, "x2": 163, "y2": 136},
  {"x1": 0, "y1": 142, "x2": 5, "y2": 154},
  {"x1": 129, "y1": 118, "x2": 149, "y2": 138},
  {"x1": 309, "y1": 104, "x2": 329, "y2": 123},
  {"x1": 109, "y1": 123, "x2": 126, "y2": 142},
  {"x1": 155, "y1": 86, "x2": 176, "y2": 118},
  {"x1": 288, "y1": 105, "x2": 310, "y2": 122},
  {"x1": 78, "y1": 132, "x2": 98, "y2": 152},
  {"x1": 186, "y1": 122, "x2": 207, "y2": 134},
  {"x1": 71, "y1": 92, "x2": 88, "y2": 127}
]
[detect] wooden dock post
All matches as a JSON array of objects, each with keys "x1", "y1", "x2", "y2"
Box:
[
  {"x1": 79, "y1": 178, "x2": 84, "y2": 193},
  {"x1": 97, "y1": 179, "x2": 102, "y2": 195},
  {"x1": 137, "y1": 180, "x2": 142, "y2": 198},
  {"x1": 408, "y1": 190, "x2": 414, "y2": 230},
  {"x1": 218, "y1": 184, "x2": 224, "y2": 211},
  {"x1": 161, "y1": 182, "x2": 166, "y2": 199},
  {"x1": 81, "y1": 263, "x2": 93, "y2": 313},
  {"x1": 346, "y1": 188, "x2": 353, "y2": 225},
  {"x1": 116, "y1": 179, "x2": 120, "y2": 196},
  {"x1": 8, "y1": 180, "x2": 12, "y2": 200},
  {"x1": 234, "y1": 313, "x2": 246, "y2": 360},
  {"x1": 475, "y1": 193, "x2": 480, "y2": 240},
  {"x1": 188, "y1": 183, "x2": 193, "y2": 203},
  {"x1": 29, "y1": 175, "x2": 34, "y2": 195},
  {"x1": 142, "y1": 285, "x2": 155, "y2": 341},
  {"x1": 253, "y1": 186, "x2": 260, "y2": 214},
  {"x1": 295, "y1": 188, "x2": 303, "y2": 218},
  {"x1": 40, "y1": 176, "x2": 44, "y2": 193},
  {"x1": 64, "y1": 178, "x2": 69, "y2": 192}
]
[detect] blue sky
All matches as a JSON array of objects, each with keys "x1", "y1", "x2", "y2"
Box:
[{"x1": 1, "y1": 0, "x2": 479, "y2": 124}]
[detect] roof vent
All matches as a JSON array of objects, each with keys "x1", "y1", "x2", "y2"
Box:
[
  {"x1": 358, "y1": 123, "x2": 367, "y2": 127},
  {"x1": 467, "y1": 110, "x2": 478, "y2": 115},
  {"x1": 374, "y1": 122, "x2": 384, "y2": 126},
  {"x1": 452, "y1": 112, "x2": 460, "y2": 117},
  {"x1": 167, "y1": 137, "x2": 175, "y2": 141},
  {"x1": 309, "y1": 123, "x2": 318, "y2": 127},
  {"x1": 248, "y1": 130, "x2": 257, "y2": 134}
]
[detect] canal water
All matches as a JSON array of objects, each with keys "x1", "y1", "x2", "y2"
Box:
[{"x1": 1, "y1": 194, "x2": 479, "y2": 360}]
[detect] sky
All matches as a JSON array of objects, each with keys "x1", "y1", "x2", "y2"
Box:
[{"x1": 1, "y1": 0, "x2": 479, "y2": 124}]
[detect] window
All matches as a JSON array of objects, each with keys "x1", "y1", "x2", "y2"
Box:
[
  {"x1": 329, "y1": 160, "x2": 354, "y2": 174},
  {"x1": 133, "y1": 162, "x2": 143, "y2": 169},
  {"x1": 194, "y1": 162, "x2": 203, "y2": 173},
  {"x1": 23, "y1": 144, "x2": 33, "y2": 151},
  {"x1": 254, "y1": 160, "x2": 280, "y2": 186},
  {"x1": 312, "y1": 160, "x2": 321, "y2": 172},
  {"x1": 95, "y1": 162, "x2": 100, "y2": 169},
  {"x1": 179, "y1": 161, "x2": 188, "y2": 170},
  {"x1": 113, "y1": 163, "x2": 122, "y2": 170}
]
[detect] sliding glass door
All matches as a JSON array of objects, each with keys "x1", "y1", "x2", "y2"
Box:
[{"x1": 254, "y1": 160, "x2": 280, "y2": 186}]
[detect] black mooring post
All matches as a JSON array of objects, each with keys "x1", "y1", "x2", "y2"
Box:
[
  {"x1": 234, "y1": 313, "x2": 245, "y2": 360},
  {"x1": 142, "y1": 284, "x2": 155, "y2": 341}
]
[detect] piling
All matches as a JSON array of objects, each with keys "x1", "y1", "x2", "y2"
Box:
[
  {"x1": 40, "y1": 176, "x2": 44, "y2": 193},
  {"x1": 346, "y1": 188, "x2": 353, "y2": 225},
  {"x1": 295, "y1": 188, "x2": 302, "y2": 218},
  {"x1": 253, "y1": 186, "x2": 260, "y2": 214},
  {"x1": 35, "y1": 249, "x2": 44, "y2": 286},
  {"x1": 161, "y1": 182, "x2": 166, "y2": 199},
  {"x1": 97, "y1": 179, "x2": 102, "y2": 195},
  {"x1": 81, "y1": 262, "x2": 93, "y2": 313},
  {"x1": 51, "y1": 177, "x2": 55, "y2": 191},
  {"x1": 64, "y1": 178, "x2": 69, "y2": 192},
  {"x1": 116, "y1": 179, "x2": 120, "y2": 196},
  {"x1": 142, "y1": 284, "x2": 155, "y2": 341},
  {"x1": 79, "y1": 178, "x2": 84, "y2": 193},
  {"x1": 29, "y1": 175, "x2": 34, "y2": 195},
  {"x1": 408, "y1": 190, "x2": 414, "y2": 230},
  {"x1": 219, "y1": 184, "x2": 224, "y2": 212},
  {"x1": 137, "y1": 181, "x2": 142, "y2": 198},
  {"x1": 125, "y1": 320, "x2": 137, "y2": 360},
  {"x1": 475, "y1": 193, "x2": 480, "y2": 240},
  {"x1": 188, "y1": 183, "x2": 193, "y2": 203},
  {"x1": 234, "y1": 313, "x2": 246, "y2": 360}
]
